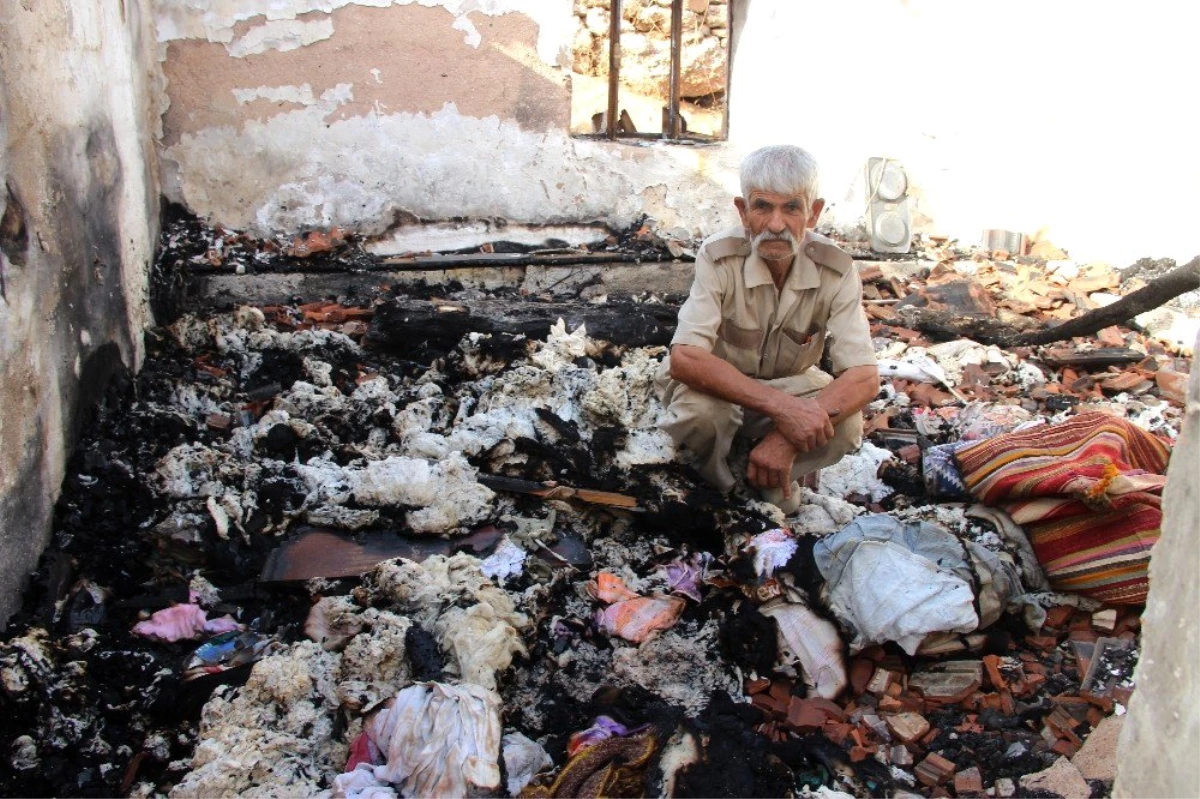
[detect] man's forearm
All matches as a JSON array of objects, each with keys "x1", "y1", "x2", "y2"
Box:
[
  {"x1": 668, "y1": 345, "x2": 879, "y2": 422},
  {"x1": 668, "y1": 344, "x2": 793, "y2": 417},
  {"x1": 813, "y1": 364, "x2": 880, "y2": 425}
]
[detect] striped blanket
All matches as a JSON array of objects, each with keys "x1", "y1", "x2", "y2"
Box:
[{"x1": 955, "y1": 412, "x2": 1170, "y2": 604}]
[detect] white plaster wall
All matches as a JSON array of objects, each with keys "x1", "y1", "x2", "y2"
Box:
[
  {"x1": 157, "y1": 0, "x2": 1198, "y2": 264},
  {"x1": 163, "y1": 98, "x2": 741, "y2": 238},
  {"x1": 0, "y1": 0, "x2": 160, "y2": 625},
  {"x1": 1113, "y1": 336, "x2": 1200, "y2": 798}
]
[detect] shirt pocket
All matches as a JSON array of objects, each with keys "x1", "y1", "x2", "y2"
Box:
[
  {"x1": 778, "y1": 324, "x2": 826, "y2": 375},
  {"x1": 716, "y1": 319, "x2": 763, "y2": 375}
]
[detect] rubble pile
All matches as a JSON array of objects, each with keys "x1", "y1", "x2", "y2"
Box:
[{"x1": 0, "y1": 219, "x2": 1194, "y2": 798}]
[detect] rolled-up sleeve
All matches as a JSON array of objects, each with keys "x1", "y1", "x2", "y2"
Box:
[
  {"x1": 670, "y1": 248, "x2": 727, "y2": 352},
  {"x1": 826, "y1": 270, "x2": 877, "y2": 374}
]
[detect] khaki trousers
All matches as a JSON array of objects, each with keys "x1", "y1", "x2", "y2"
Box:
[{"x1": 656, "y1": 367, "x2": 864, "y2": 493}]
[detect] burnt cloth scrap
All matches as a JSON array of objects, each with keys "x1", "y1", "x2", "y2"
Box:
[{"x1": 954, "y1": 412, "x2": 1171, "y2": 604}]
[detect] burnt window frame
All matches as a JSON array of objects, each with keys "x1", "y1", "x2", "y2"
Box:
[{"x1": 576, "y1": 0, "x2": 733, "y2": 142}]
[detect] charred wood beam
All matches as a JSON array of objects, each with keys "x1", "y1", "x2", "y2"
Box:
[
  {"x1": 1013, "y1": 256, "x2": 1200, "y2": 345},
  {"x1": 365, "y1": 296, "x2": 679, "y2": 355},
  {"x1": 899, "y1": 255, "x2": 1200, "y2": 346},
  {"x1": 192, "y1": 250, "x2": 682, "y2": 277}
]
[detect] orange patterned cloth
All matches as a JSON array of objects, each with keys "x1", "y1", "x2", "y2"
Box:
[{"x1": 955, "y1": 412, "x2": 1171, "y2": 604}]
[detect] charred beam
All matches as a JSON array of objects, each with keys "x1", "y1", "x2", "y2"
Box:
[
  {"x1": 899, "y1": 255, "x2": 1200, "y2": 347},
  {"x1": 365, "y1": 296, "x2": 679, "y2": 356}
]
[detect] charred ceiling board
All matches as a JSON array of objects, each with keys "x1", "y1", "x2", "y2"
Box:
[{"x1": 366, "y1": 296, "x2": 679, "y2": 355}]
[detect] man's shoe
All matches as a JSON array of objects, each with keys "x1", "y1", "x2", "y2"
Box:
[{"x1": 760, "y1": 482, "x2": 802, "y2": 515}]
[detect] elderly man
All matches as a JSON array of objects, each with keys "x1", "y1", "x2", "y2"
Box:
[{"x1": 656, "y1": 145, "x2": 880, "y2": 513}]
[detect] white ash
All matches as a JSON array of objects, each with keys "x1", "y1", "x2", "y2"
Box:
[
  {"x1": 304, "y1": 505, "x2": 380, "y2": 531},
  {"x1": 790, "y1": 489, "x2": 861, "y2": 534},
  {"x1": 457, "y1": 332, "x2": 515, "y2": 379},
  {"x1": 530, "y1": 319, "x2": 590, "y2": 369},
  {"x1": 1016, "y1": 361, "x2": 1048, "y2": 390},
  {"x1": 1024, "y1": 592, "x2": 1104, "y2": 613},
  {"x1": 580, "y1": 347, "x2": 665, "y2": 430},
  {"x1": 143, "y1": 732, "x2": 173, "y2": 761},
  {"x1": 228, "y1": 410, "x2": 317, "y2": 459},
  {"x1": 337, "y1": 609, "x2": 412, "y2": 697},
  {"x1": 169, "y1": 642, "x2": 345, "y2": 798},
  {"x1": 167, "y1": 384, "x2": 227, "y2": 418},
  {"x1": 295, "y1": 453, "x2": 494, "y2": 534},
  {"x1": 615, "y1": 427, "x2": 677, "y2": 468},
  {"x1": 303, "y1": 356, "x2": 334, "y2": 387},
  {"x1": 361, "y1": 555, "x2": 529, "y2": 692},
  {"x1": 435, "y1": 600, "x2": 529, "y2": 691},
  {"x1": 66, "y1": 629, "x2": 100, "y2": 654},
  {"x1": 873, "y1": 338, "x2": 909, "y2": 360},
  {"x1": 273, "y1": 380, "x2": 351, "y2": 419},
  {"x1": 818, "y1": 442, "x2": 895, "y2": 503},
  {"x1": 351, "y1": 376, "x2": 400, "y2": 405},
  {"x1": 153, "y1": 443, "x2": 239, "y2": 500},
  {"x1": 0, "y1": 630, "x2": 57, "y2": 695},
  {"x1": 305, "y1": 596, "x2": 366, "y2": 652},
  {"x1": 188, "y1": 573, "x2": 222, "y2": 607},
  {"x1": 610, "y1": 620, "x2": 740, "y2": 715},
  {"x1": 9, "y1": 734, "x2": 38, "y2": 771}
]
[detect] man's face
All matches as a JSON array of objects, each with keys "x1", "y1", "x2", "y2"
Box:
[{"x1": 735, "y1": 190, "x2": 826, "y2": 263}]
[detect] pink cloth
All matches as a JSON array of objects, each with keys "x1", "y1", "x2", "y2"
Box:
[{"x1": 132, "y1": 603, "x2": 241, "y2": 642}]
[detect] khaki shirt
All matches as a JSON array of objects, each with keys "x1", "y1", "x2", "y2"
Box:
[{"x1": 669, "y1": 226, "x2": 876, "y2": 379}]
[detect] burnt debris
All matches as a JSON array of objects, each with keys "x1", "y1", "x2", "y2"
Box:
[{"x1": 0, "y1": 216, "x2": 1189, "y2": 798}]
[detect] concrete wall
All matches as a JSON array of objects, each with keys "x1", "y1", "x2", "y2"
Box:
[
  {"x1": 1114, "y1": 333, "x2": 1200, "y2": 798},
  {"x1": 154, "y1": 0, "x2": 1199, "y2": 266},
  {"x1": 0, "y1": 0, "x2": 160, "y2": 625}
]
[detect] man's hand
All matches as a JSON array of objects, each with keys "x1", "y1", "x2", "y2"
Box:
[
  {"x1": 769, "y1": 395, "x2": 835, "y2": 453},
  {"x1": 747, "y1": 429, "x2": 799, "y2": 492}
]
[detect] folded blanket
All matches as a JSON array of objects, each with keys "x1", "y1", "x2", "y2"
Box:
[{"x1": 955, "y1": 412, "x2": 1170, "y2": 604}]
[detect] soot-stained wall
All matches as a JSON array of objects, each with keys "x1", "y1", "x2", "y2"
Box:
[
  {"x1": 156, "y1": 0, "x2": 743, "y2": 246},
  {"x1": 155, "y1": 0, "x2": 1199, "y2": 266},
  {"x1": 0, "y1": 0, "x2": 160, "y2": 626}
]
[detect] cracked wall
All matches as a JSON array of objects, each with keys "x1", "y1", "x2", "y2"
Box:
[
  {"x1": 0, "y1": 0, "x2": 160, "y2": 626},
  {"x1": 157, "y1": 0, "x2": 1199, "y2": 266}
]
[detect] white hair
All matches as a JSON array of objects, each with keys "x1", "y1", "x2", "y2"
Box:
[{"x1": 740, "y1": 145, "x2": 820, "y2": 203}]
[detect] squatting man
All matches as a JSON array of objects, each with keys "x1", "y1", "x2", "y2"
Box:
[{"x1": 656, "y1": 145, "x2": 881, "y2": 514}]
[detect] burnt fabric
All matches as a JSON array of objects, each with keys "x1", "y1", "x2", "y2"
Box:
[{"x1": 955, "y1": 412, "x2": 1170, "y2": 604}]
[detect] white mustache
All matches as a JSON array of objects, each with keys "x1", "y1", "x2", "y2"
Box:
[{"x1": 751, "y1": 229, "x2": 799, "y2": 253}]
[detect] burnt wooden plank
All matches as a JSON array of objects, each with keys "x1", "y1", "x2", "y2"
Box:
[{"x1": 365, "y1": 296, "x2": 679, "y2": 356}]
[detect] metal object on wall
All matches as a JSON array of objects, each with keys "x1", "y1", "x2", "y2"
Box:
[
  {"x1": 866, "y1": 157, "x2": 912, "y2": 254},
  {"x1": 982, "y1": 229, "x2": 1026, "y2": 256}
]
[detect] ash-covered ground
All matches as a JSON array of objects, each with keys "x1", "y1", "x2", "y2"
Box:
[{"x1": 0, "y1": 215, "x2": 1169, "y2": 798}]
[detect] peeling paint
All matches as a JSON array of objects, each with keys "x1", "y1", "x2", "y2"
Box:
[
  {"x1": 227, "y1": 17, "x2": 334, "y2": 57},
  {"x1": 155, "y1": 0, "x2": 572, "y2": 65},
  {"x1": 232, "y1": 84, "x2": 317, "y2": 106},
  {"x1": 160, "y1": 5, "x2": 569, "y2": 143}
]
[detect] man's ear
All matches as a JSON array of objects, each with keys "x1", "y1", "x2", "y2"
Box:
[
  {"x1": 808, "y1": 198, "x2": 826, "y2": 227},
  {"x1": 734, "y1": 196, "x2": 748, "y2": 226}
]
